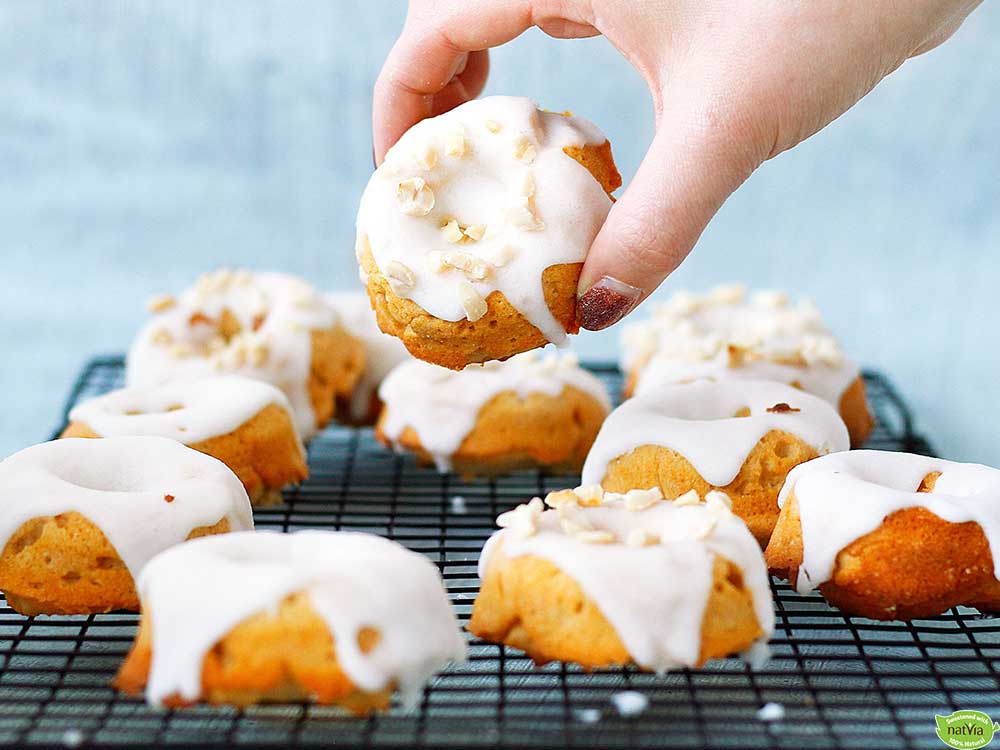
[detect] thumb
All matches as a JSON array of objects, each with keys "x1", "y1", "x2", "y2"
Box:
[{"x1": 576, "y1": 99, "x2": 765, "y2": 330}]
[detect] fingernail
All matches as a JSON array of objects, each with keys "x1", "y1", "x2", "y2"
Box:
[{"x1": 576, "y1": 276, "x2": 643, "y2": 331}]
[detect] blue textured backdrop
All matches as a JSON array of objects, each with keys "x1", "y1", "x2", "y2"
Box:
[{"x1": 1, "y1": 1, "x2": 997, "y2": 464}]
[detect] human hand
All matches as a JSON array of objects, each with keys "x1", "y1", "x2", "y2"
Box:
[{"x1": 373, "y1": 0, "x2": 980, "y2": 329}]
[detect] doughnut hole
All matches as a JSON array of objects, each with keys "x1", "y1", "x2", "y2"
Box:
[
  {"x1": 375, "y1": 385, "x2": 608, "y2": 478},
  {"x1": 766, "y1": 489, "x2": 1000, "y2": 620},
  {"x1": 600, "y1": 430, "x2": 818, "y2": 547},
  {"x1": 0, "y1": 513, "x2": 230, "y2": 616},
  {"x1": 115, "y1": 592, "x2": 394, "y2": 715},
  {"x1": 468, "y1": 548, "x2": 763, "y2": 668},
  {"x1": 62, "y1": 403, "x2": 309, "y2": 508},
  {"x1": 361, "y1": 139, "x2": 621, "y2": 370}
]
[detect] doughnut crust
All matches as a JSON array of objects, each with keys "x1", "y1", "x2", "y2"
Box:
[
  {"x1": 766, "y1": 474, "x2": 1000, "y2": 620},
  {"x1": 362, "y1": 141, "x2": 621, "y2": 370},
  {"x1": 0, "y1": 513, "x2": 230, "y2": 616},
  {"x1": 63, "y1": 403, "x2": 308, "y2": 507},
  {"x1": 469, "y1": 546, "x2": 765, "y2": 668},
  {"x1": 599, "y1": 431, "x2": 818, "y2": 547},
  {"x1": 375, "y1": 385, "x2": 608, "y2": 478},
  {"x1": 115, "y1": 592, "x2": 393, "y2": 714},
  {"x1": 311, "y1": 325, "x2": 367, "y2": 430}
]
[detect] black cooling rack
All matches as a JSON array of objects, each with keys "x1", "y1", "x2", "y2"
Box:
[{"x1": 0, "y1": 357, "x2": 989, "y2": 750}]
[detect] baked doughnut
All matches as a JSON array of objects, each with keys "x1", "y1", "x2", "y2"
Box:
[
  {"x1": 469, "y1": 486, "x2": 774, "y2": 670},
  {"x1": 115, "y1": 530, "x2": 465, "y2": 713},
  {"x1": 621, "y1": 285, "x2": 874, "y2": 447},
  {"x1": 127, "y1": 269, "x2": 365, "y2": 440},
  {"x1": 356, "y1": 95, "x2": 621, "y2": 370},
  {"x1": 61, "y1": 376, "x2": 307, "y2": 507},
  {"x1": 581, "y1": 379, "x2": 849, "y2": 546},
  {"x1": 326, "y1": 292, "x2": 411, "y2": 426},
  {"x1": 375, "y1": 351, "x2": 611, "y2": 476},
  {"x1": 766, "y1": 450, "x2": 1000, "y2": 620},
  {"x1": 0, "y1": 437, "x2": 252, "y2": 616}
]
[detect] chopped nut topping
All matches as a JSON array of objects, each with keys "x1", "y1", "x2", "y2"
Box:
[
  {"x1": 464, "y1": 224, "x2": 486, "y2": 242},
  {"x1": 544, "y1": 489, "x2": 579, "y2": 510},
  {"x1": 413, "y1": 144, "x2": 438, "y2": 169},
  {"x1": 800, "y1": 334, "x2": 843, "y2": 367},
  {"x1": 573, "y1": 484, "x2": 605, "y2": 506},
  {"x1": 704, "y1": 490, "x2": 733, "y2": 511},
  {"x1": 250, "y1": 343, "x2": 269, "y2": 367},
  {"x1": 626, "y1": 529, "x2": 660, "y2": 548},
  {"x1": 766, "y1": 402, "x2": 801, "y2": 414},
  {"x1": 169, "y1": 343, "x2": 194, "y2": 359},
  {"x1": 559, "y1": 516, "x2": 591, "y2": 536},
  {"x1": 623, "y1": 487, "x2": 664, "y2": 512},
  {"x1": 487, "y1": 245, "x2": 516, "y2": 267},
  {"x1": 497, "y1": 498, "x2": 543, "y2": 539},
  {"x1": 707, "y1": 283, "x2": 746, "y2": 304},
  {"x1": 513, "y1": 135, "x2": 537, "y2": 164},
  {"x1": 151, "y1": 328, "x2": 174, "y2": 345},
  {"x1": 574, "y1": 529, "x2": 616, "y2": 545},
  {"x1": 146, "y1": 294, "x2": 176, "y2": 313},
  {"x1": 485, "y1": 119, "x2": 501, "y2": 133},
  {"x1": 456, "y1": 281, "x2": 488, "y2": 322},
  {"x1": 673, "y1": 489, "x2": 701, "y2": 507},
  {"x1": 428, "y1": 250, "x2": 492, "y2": 281},
  {"x1": 383, "y1": 260, "x2": 416, "y2": 295},
  {"x1": 444, "y1": 127, "x2": 468, "y2": 157},
  {"x1": 396, "y1": 177, "x2": 435, "y2": 216},
  {"x1": 753, "y1": 290, "x2": 788, "y2": 308},
  {"x1": 441, "y1": 219, "x2": 465, "y2": 243},
  {"x1": 507, "y1": 199, "x2": 544, "y2": 231}
]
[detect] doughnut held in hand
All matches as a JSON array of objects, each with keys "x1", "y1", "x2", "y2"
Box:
[
  {"x1": 469, "y1": 486, "x2": 774, "y2": 671},
  {"x1": 114, "y1": 531, "x2": 466, "y2": 713},
  {"x1": 766, "y1": 451, "x2": 1000, "y2": 621},
  {"x1": 62, "y1": 376, "x2": 308, "y2": 507},
  {"x1": 357, "y1": 96, "x2": 621, "y2": 369},
  {"x1": 376, "y1": 351, "x2": 611, "y2": 477},
  {"x1": 128, "y1": 269, "x2": 365, "y2": 440},
  {"x1": 621, "y1": 285, "x2": 873, "y2": 447},
  {"x1": 0, "y1": 437, "x2": 252, "y2": 616},
  {"x1": 581, "y1": 379, "x2": 849, "y2": 546}
]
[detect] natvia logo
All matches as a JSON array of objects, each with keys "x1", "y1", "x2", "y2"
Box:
[{"x1": 935, "y1": 710, "x2": 999, "y2": 749}]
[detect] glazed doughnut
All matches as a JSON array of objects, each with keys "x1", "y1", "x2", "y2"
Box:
[
  {"x1": 0, "y1": 437, "x2": 252, "y2": 616},
  {"x1": 581, "y1": 379, "x2": 849, "y2": 546},
  {"x1": 621, "y1": 285, "x2": 873, "y2": 447},
  {"x1": 766, "y1": 450, "x2": 1000, "y2": 620},
  {"x1": 356, "y1": 95, "x2": 621, "y2": 370},
  {"x1": 326, "y1": 292, "x2": 411, "y2": 426},
  {"x1": 115, "y1": 530, "x2": 465, "y2": 713},
  {"x1": 469, "y1": 486, "x2": 773, "y2": 671},
  {"x1": 61, "y1": 376, "x2": 308, "y2": 507},
  {"x1": 127, "y1": 269, "x2": 365, "y2": 440},
  {"x1": 376, "y1": 351, "x2": 611, "y2": 476}
]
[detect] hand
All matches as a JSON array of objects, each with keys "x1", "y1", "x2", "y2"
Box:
[{"x1": 373, "y1": 0, "x2": 981, "y2": 329}]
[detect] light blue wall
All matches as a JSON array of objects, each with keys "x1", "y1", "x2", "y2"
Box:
[{"x1": 1, "y1": 2, "x2": 997, "y2": 464}]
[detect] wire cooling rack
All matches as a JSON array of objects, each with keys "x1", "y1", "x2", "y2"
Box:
[{"x1": 0, "y1": 356, "x2": 990, "y2": 750}]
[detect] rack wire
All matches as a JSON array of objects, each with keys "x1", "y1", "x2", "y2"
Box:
[{"x1": 0, "y1": 356, "x2": 989, "y2": 749}]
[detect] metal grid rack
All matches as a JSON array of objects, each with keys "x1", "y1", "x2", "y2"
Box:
[{"x1": 0, "y1": 356, "x2": 991, "y2": 750}]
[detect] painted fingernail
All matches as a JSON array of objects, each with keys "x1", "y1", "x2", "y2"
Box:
[{"x1": 576, "y1": 276, "x2": 643, "y2": 331}]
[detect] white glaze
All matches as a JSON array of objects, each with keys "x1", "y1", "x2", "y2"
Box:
[
  {"x1": 378, "y1": 350, "x2": 612, "y2": 472},
  {"x1": 777, "y1": 450, "x2": 1000, "y2": 594},
  {"x1": 127, "y1": 269, "x2": 341, "y2": 440},
  {"x1": 326, "y1": 292, "x2": 410, "y2": 422},
  {"x1": 622, "y1": 285, "x2": 859, "y2": 407},
  {"x1": 138, "y1": 530, "x2": 466, "y2": 707},
  {"x1": 69, "y1": 375, "x2": 302, "y2": 447},
  {"x1": 479, "y1": 490, "x2": 774, "y2": 671},
  {"x1": 356, "y1": 96, "x2": 612, "y2": 344},
  {"x1": 581, "y1": 379, "x2": 849, "y2": 488},
  {"x1": 0, "y1": 437, "x2": 253, "y2": 580}
]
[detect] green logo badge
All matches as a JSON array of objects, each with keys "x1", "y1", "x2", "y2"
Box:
[{"x1": 935, "y1": 710, "x2": 999, "y2": 749}]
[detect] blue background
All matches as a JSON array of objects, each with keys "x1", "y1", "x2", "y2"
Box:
[{"x1": 1, "y1": 1, "x2": 997, "y2": 464}]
